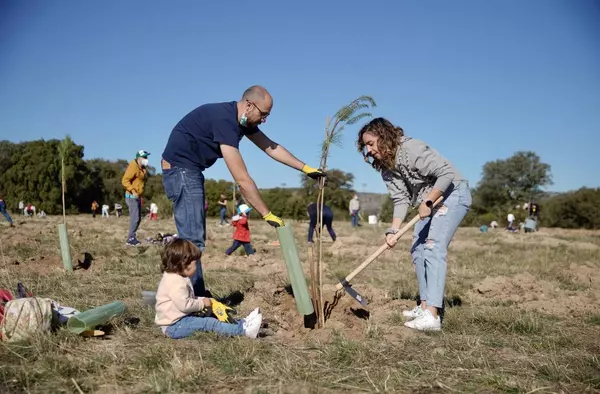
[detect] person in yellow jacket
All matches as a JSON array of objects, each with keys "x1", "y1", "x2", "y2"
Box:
[{"x1": 122, "y1": 150, "x2": 150, "y2": 246}]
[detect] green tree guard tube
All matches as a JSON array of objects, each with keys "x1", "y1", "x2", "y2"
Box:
[
  {"x1": 276, "y1": 225, "x2": 315, "y2": 316},
  {"x1": 67, "y1": 301, "x2": 127, "y2": 334},
  {"x1": 57, "y1": 223, "x2": 73, "y2": 271}
]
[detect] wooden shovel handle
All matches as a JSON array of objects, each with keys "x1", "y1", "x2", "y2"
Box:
[{"x1": 335, "y1": 196, "x2": 444, "y2": 290}]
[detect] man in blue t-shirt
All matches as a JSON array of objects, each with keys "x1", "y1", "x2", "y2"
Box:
[{"x1": 161, "y1": 85, "x2": 325, "y2": 296}]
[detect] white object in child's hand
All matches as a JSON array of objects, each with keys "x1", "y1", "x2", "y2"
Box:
[{"x1": 232, "y1": 215, "x2": 241, "y2": 221}]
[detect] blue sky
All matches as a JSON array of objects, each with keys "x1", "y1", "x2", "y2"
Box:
[{"x1": 1, "y1": 0, "x2": 598, "y2": 194}]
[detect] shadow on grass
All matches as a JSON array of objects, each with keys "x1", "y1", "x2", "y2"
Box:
[
  {"x1": 217, "y1": 290, "x2": 245, "y2": 307},
  {"x1": 75, "y1": 252, "x2": 94, "y2": 270}
]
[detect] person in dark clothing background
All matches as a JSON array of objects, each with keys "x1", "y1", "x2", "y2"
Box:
[{"x1": 307, "y1": 202, "x2": 337, "y2": 244}]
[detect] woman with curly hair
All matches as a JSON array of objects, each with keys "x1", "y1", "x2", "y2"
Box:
[{"x1": 357, "y1": 118, "x2": 471, "y2": 331}]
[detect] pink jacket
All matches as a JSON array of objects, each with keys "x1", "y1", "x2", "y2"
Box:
[{"x1": 154, "y1": 272, "x2": 208, "y2": 329}]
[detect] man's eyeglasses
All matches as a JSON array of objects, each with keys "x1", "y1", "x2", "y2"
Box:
[{"x1": 247, "y1": 100, "x2": 270, "y2": 119}]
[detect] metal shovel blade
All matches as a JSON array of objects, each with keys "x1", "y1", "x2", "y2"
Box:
[{"x1": 339, "y1": 280, "x2": 368, "y2": 307}]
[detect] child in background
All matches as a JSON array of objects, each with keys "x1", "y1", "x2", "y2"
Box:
[
  {"x1": 149, "y1": 202, "x2": 159, "y2": 220},
  {"x1": 225, "y1": 204, "x2": 255, "y2": 256},
  {"x1": 155, "y1": 238, "x2": 262, "y2": 339}
]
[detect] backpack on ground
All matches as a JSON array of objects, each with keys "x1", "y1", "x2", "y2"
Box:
[{"x1": 0, "y1": 297, "x2": 55, "y2": 342}]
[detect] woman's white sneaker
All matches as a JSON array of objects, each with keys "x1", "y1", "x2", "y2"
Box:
[
  {"x1": 402, "y1": 305, "x2": 423, "y2": 320},
  {"x1": 404, "y1": 310, "x2": 441, "y2": 331},
  {"x1": 243, "y1": 313, "x2": 262, "y2": 338}
]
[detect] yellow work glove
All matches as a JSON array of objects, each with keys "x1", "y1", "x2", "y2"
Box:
[
  {"x1": 210, "y1": 299, "x2": 237, "y2": 323},
  {"x1": 263, "y1": 211, "x2": 284, "y2": 228},
  {"x1": 301, "y1": 164, "x2": 326, "y2": 180}
]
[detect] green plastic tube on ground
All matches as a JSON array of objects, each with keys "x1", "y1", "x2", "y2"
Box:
[
  {"x1": 57, "y1": 223, "x2": 73, "y2": 271},
  {"x1": 67, "y1": 301, "x2": 127, "y2": 334},
  {"x1": 276, "y1": 225, "x2": 315, "y2": 316}
]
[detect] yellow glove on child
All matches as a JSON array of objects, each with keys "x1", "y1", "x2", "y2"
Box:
[
  {"x1": 263, "y1": 212, "x2": 284, "y2": 228},
  {"x1": 301, "y1": 164, "x2": 326, "y2": 180},
  {"x1": 210, "y1": 299, "x2": 237, "y2": 323}
]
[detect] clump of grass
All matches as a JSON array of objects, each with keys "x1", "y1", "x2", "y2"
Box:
[
  {"x1": 326, "y1": 332, "x2": 372, "y2": 367},
  {"x1": 445, "y1": 307, "x2": 549, "y2": 335},
  {"x1": 206, "y1": 340, "x2": 267, "y2": 376},
  {"x1": 388, "y1": 312, "x2": 404, "y2": 326},
  {"x1": 587, "y1": 314, "x2": 600, "y2": 325}
]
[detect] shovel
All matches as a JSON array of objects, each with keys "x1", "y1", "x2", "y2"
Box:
[{"x1": 335, "y1": 196, "x2": 444, "y2": 306}]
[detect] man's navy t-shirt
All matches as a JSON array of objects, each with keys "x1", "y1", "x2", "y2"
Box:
[{"x1": 162, "y1": 101, "x2": 259, "y2": 171}]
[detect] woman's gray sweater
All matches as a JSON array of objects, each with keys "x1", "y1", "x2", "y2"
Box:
[{"x1": 381, "y1": 136, "x2": 465, "y2": 221}]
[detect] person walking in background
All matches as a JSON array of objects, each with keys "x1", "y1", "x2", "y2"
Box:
[
  {"x1": 357, "y1": 117, "x2": 471, "y2": 331},
  {"x1": 349, "y1": 194, "x2": 360, "y2": 227},
  {"x1": 150, "y1": 202, "x2": 159, "y2": 220},
  {"x1": 0, "y1": 195, "x2": 15, "y2": 227},
  {"x1": 25, "y1": 203, "x2": 34, "y2": 217},
  {"x1": 18, "y1": 201, "x2": 24, "y2": 215},
  {"x1": 102, "y1": 204, "x2": 110, "y2": 218},
  {"x1": 507, "y1": 212, "x2": 515, "y2": 230},
  {"x1": 91, "y1": 200, "x2": 99, "y2": 218},
  {"x1": 122, "y1": 150, "x2": 150, "y2": 246},
  {"x1": 307, "y1": 202, "x2": 337, "y2": 244},
  {"x1": 225, "y1": 204, "x2": 255, "y2": 256},
  {"x1": 114, "y1": 203, "x2": 123, "y2": 217},
  {"x1": 218, "y1": 194, "x2": 229, "y2": 226}
]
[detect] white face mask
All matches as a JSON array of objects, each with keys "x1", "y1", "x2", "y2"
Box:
[{"x1": 141, "y1": 158, "x2": 149, "y2": 167}]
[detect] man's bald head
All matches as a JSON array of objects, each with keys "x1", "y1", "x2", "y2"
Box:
[
  {"x1": 242, "y1": 85, "x2": 271, "y2": 102},
  {"x1": 237, "y1": 85, "x2": 273, "y2": 127}
]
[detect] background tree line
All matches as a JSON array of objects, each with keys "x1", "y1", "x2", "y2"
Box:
[
  {"x1": 0, "y1": 139, "x2": 357, "y2": 222},
  {"x1": 379, "y1": 151, "x2": 600, "y2": 229},
  {"x1": 1, "y1": 139, "x2": 598, "y2": 229}
]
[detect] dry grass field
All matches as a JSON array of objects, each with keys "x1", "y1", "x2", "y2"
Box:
[{"x1": 0, "y1": 214, "x2": 599, "y2": 393}]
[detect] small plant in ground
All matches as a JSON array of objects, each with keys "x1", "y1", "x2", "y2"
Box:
[{"x1": 310, "y1": 95, "x2": 376, "y2": 327}]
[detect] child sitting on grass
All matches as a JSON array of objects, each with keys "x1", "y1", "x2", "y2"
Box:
[
  {"x1": 225, "y1": 204, "x2": 255, "y2": 256},
  {"x1": 155, "y1": 238, "x2": 262, "y2": 339}
]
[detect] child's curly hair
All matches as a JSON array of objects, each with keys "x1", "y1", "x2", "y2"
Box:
[
  {"x1": 356, "y1": 117, "x2": 404, "y2": 172},
  {"x1": 160, "y1": 239, "x2": 201, "y2": 274}
]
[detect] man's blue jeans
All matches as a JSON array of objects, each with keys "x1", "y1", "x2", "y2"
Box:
[
  {"x1": 410, "y1": 181, "x2": 472, "y2": 309},
  {"x1": 162, "y1": 166, "x2": 207, "y2": 296},
  {"x1": 165, "y1": 315, "x2": 244, "y2": 339}
]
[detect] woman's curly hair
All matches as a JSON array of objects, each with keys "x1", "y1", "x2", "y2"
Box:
[
  {"x1": 356, "y1": 117, "x2": 404, "y2": 172},
  {"x1": 160, "y1": 238, "x2": 202, "y2": 274}
]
